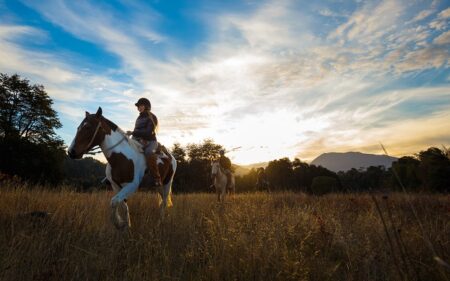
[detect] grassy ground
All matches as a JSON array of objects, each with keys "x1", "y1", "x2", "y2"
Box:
[{"x1": 0, "y1": 185, "x2": 448, "y2": 281}]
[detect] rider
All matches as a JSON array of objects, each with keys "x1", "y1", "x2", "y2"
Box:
[
  {"x1": 256, "y1": 167, "x2": 268, "y2": 189},
  {"x1": 126, "y1": 98, "x2": 162, "y2": 187},
  {"x1": 218, "y1": 149, "x2": 233, "y2": 190}
]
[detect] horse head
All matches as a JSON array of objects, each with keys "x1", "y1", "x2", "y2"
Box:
[
  {"x1": 68, "y1": 107, "x2": 107, "y2": 159},
  {"x1": 211, "y1": 161, "x2": 220, "y2": 181}
]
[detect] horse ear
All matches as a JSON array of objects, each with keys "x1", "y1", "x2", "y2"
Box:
[
  {"x1": 96, "y1": 107, "x2": 102, "y2": 117},
  {"x1": 85, "y1": 111, "x2": 89, "y2": 117}
]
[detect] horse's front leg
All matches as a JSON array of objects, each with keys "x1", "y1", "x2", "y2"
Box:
[
  {"x1": 110, "y1": 181, "x2": 139, "y2": 230},
  {"x1": 221, "y1": 184, "x2": 226, "y2": 203},
  {"x1": 215, "y1": 184, "x2": 221, "y2": 203}
]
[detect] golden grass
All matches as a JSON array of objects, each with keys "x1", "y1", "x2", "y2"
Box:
[{"x1": 0, "y1": 185, "x2": 448, "y2": 281}]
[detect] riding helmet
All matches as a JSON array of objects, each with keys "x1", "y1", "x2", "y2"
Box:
[{"x1": 135, "y1": 97, "x2": 151, "y2": 110}]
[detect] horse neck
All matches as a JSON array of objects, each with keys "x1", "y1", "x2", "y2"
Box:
[
  {"x1": 100, "y1": 130, "x2": 130, "y2": 157},
  {"x1": 214, "y1": 165, "x2": 226, "y2": 182}
]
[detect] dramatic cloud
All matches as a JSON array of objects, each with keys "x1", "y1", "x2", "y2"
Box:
[{"x1": 0, "y1": 0, "x2": 448, "y2": 164}]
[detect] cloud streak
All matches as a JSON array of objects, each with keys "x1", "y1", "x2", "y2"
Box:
[{"x1": 0, "y1": 0, "x2": 448, "y2": 164}]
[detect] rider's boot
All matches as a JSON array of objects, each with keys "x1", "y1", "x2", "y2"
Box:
[{"x1": 147, "y1": 153, "x2": 162, "y2": 186}]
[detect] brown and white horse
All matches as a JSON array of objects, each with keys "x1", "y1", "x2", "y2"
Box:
[
  {"x1": 68, "y1": 107, "x2": 176, "y2": 229},
  {"x1": 211, "y1": 161, "x2": 235, "y2": 203}
]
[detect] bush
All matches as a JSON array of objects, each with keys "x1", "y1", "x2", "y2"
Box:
[{"x1": 310, "y1": 176, "x2": 338, "y2": 195}]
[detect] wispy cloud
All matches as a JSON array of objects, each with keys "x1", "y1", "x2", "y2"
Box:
[{"x1": 0, "y1": 0, "x2": 448, "y2": 164}]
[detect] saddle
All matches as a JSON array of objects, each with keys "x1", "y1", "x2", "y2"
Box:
[
  {"x1": 155, "y1": 142, "x2": 170, "y2": 158},
  {"x1": 137, "y1": 140, "x2": 169, "y2": 157},
  {"x1": 139, "y1": 143, "x2": 171, "y2": 190}
]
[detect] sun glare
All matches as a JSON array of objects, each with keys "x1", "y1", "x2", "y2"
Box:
[{"x1": 213, "y1": 110, "x2": 331, "y2": 165}]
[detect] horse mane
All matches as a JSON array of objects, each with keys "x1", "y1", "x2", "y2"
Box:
[{"x1": 101, "y1": 116, "x2": 144, "y2": 153}]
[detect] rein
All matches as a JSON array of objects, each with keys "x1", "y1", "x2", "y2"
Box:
[
  {"x1": 85, "y1": 122, "x2": 102, "y2": 154},
  {"x1": 85, "y1": 120, "x2": 128, "y2": 155},
  {"x1": 103, "y1": 135, "x2": 127, "y2": 154}
]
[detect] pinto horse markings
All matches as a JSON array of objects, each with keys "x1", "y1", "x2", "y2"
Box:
[{"x1": 68, "y1": 107, "x2": 176, "y2": 229}]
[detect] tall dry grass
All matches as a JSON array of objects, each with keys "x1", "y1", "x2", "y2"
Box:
[{"x1": 0, "y1": 183, "x2": 448, "y2": 281}]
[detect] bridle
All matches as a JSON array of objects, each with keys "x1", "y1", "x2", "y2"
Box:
[
  {"x1": 85, "y1": 121, "x2": 102, "y2": 152},
  {"x1": 84, "y1": 118, "x2": 127, "y2": 155}
]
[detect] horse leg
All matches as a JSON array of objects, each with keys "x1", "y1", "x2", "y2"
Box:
[
  {"x1": 221, "y1": 184, "x2": 226, "y2": 203},
  {"x1": 110, "y1": 181, "x2": 139, "y2": 230},
  {"x1": 111, "y1": 201, "x2": 124, "y2": 229},
  {"x1": 122, "y1": 200, "x2": 131, "y2": 228},
  {"x1": 157, "y1": 185, "x2": 167, "y2": 219}
]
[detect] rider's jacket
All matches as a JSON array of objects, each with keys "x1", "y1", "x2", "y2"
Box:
[
  {"x1": 132, "y1": 111, "x2": 157, "y2": 141},
  {"x1": 219, "y1": 155, "x2": 232, "y2": 170}
]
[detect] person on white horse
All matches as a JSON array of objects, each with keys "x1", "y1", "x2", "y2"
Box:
[
  {"x1": 211, "y1": 149, "x2": 233, "y2": 191},
  {"x1": 126, "y1": 97, "x2": 162, "y2": 187}
]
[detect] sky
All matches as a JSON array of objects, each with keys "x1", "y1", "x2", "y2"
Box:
[{"x1": 0, "y1": 0, "x2": 449, "y2": 165}]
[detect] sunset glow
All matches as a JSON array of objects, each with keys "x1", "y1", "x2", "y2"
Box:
[{"x1": 1, "y1": 0, "x2": 449, "y2": 165}]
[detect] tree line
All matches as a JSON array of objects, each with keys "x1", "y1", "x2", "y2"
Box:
[
  {"x1": 236, "y1": 147, "x2": 450, "y2": 194},
  {"x1": 1, "y1": 73, "x2": 449, "y2": 193}
]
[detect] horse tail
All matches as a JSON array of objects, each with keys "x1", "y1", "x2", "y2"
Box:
[
  {"x1": 165, "y1": 153, "x2": 177, "y2": 208},
  {"x1": 167, "y1": 154, "x2": 177, "y2": 207}
]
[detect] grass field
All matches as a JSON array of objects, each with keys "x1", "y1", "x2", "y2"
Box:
[{"x1": 0, "y1": 185, "x2": 449, "y2": 281}]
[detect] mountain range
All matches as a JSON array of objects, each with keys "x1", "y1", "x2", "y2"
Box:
[
  {"x1": 310, "y1": 152, "x2": 398, "y2": 172},
  {"x1": 235, "y1": 152, "x2": 398, "y2": 175}
]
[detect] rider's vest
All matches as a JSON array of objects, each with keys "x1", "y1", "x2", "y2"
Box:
[
  {"x1": 219, "y1": 156, "x2": 232, "y2": 170},
  {"x1": 132, "y1": 111, "x2": 157, "y2": 141}
]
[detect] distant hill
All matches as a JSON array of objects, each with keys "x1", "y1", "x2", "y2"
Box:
[
  {"x1": 233, "y1": 162, "x2": 268, "y2": 176},
  {"x1": 310, "y1": 152, "x2": 397, "y2": 172},
  {"x1": 63, "y1": 156, "x2": 106, "y2": 189}
]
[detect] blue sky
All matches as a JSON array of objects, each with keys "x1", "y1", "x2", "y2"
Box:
[{"x1": 1, "y1": 0, "x2": 449, "y2": 164}]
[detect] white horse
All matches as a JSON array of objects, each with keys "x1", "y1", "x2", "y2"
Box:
[
  {"x1": 68, "y1": 107, "x2": 176, "y2": 229},
  {"x1": 211, "y1": 161, "x2": 235, "y2": 203}
]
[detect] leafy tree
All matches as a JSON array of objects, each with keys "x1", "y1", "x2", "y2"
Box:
[
  {"x1": 311, "y1": 176, "x2": 338, "y2": 195},
  {"x1": 391, "y1": 156, "x2": 421, "y2": 190},
  {"x1": 0, "y1": 73, "x2": 63, "y2": 147},
  {"x1": 0, "y1": 137, "x2": 65, "y2": 184},
  {"x1": 170, "y1": 143, "x2": 190, "y2": 192},
  {"x1": 417, "y1": 147, "x2": 450, "y2": 192},
  {"x1": 266, "y1": 158, "x2": 294, "y2": 189},
  {"x1": 339, "y1": 165, "x2": 391, "y2": 192},
  {"x1": 172, "y1": 139, "x2": 224, "y2": 193},
  {"x1": 171, "y1": 142, "x2": 187, "y2": 164},
  {"x1": 0, "y1": 73, "x2": 65, "y2": 184},
  {"x1": 187, "y1": 138, "x2": 222, "y2": 161},
  {"x1": 235, "y1": 168, "x2": 259, "y2": 192}
]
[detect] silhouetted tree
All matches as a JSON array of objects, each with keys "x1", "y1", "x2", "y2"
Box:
[
  {"x1": 235, "y1": 168, "x2": 259, "y2": 192},
  {"x1": 187, "y1": 138, "x2": 222, "y2": 161},
  {"x1": 338, "y1": 166, "x2": 391, "y2": 192},
  {"x1": 171, "y1": 142, "x2": 187, "y2": 164},
  {"x1": 311, "y1": 176, "x2": 338, "y2": 195},
  {"x1": 0, "y1": 73, "x2": 65, "y2": 184},
  {"x1": 417, "y1": 147, "x2": 450, "y2": 192},
  {"x1": 266, "y1": 158, "x2": 294, "y2": 189},
  {"x1": 391, "y1": 156, "x2": 421, "y2": 191},
  {"x1": 172, "y1": 139, "x2": 224, "y2": 193},
  {"x1": 0, "y1": 73, "x2": 63, "y2": 147},
  {"x1": 170, "y1": 143, "x2": 190, "y2": 192},
  {"x1": 62, "y1": 156, "x2": 106, "y2": 191}
]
